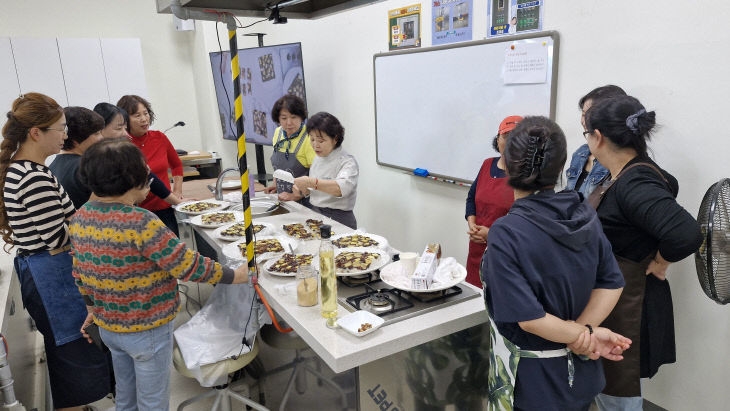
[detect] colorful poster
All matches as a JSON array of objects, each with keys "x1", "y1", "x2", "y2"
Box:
[
  {"x1": 389, "y1": 4, "x2": 422, "y2": 50},
  {"x1": 487, "y1": 0, "x2": 544, "y2": 38},
  {"x1": 432, "y1": 0, "x2": 473, "y2": 45}
]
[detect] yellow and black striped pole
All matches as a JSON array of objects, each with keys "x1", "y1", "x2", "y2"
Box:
[{"x1": 228, "y1": 27, "x2": 256, "y2": 275}]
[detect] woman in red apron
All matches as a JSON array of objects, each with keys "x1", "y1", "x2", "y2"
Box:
[{"x1": 465, "y1": 115, "x2": 522, "y2": 287}]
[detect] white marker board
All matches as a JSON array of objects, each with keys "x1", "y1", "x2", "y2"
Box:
[{"x1": 374, "y1": 31, "x2": 559, "y2": 182}]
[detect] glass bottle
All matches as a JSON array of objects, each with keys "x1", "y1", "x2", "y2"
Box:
[{"x1": 319, "y1": 224, "x2": 337, "y2": 328}]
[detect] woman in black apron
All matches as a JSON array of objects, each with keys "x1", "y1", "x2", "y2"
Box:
[
  {"x1": 582, "y1": 95, "x2": 702, "y2": 410},
  {"x1": 264, "y1": 95, "x2": 316, "y2": 205},
  {"x1": 480, "y1": 116, "x2": 630, "y2": 411}
]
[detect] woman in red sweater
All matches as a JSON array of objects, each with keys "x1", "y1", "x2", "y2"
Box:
[{"x1": 117, "y1": 95, "x2": 183, "y2": 236}]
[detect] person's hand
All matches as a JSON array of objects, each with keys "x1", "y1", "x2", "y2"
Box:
[
  {"x1": 567, "y1": 329, "x2": 595, "y2": 357},
  {"x1": 469, "y1": 225, "x2": 489, "y2": 243},
  {"x1": 278, "y1": 191, "x2": 302, "y2": 202},
  {"x1": 232, "y1": 265, "x2": 249, "y2": 284},
  {"x1": 587, "y1": 327, "x2": 632, "y2": 361},
  {"x1": 646, "y1": 257, "x2": 670, "y2": 281},
  {"x1": 293, "y1": 176, "x2": 314, "y2": 191},
  {"x1": 263, "y1": 186, "x2": 277, "y2": 194},
  {"x1": 80, "y1": 310, "x2": 95, "y2": 344}
]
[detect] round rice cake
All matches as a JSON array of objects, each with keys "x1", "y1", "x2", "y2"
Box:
[
  {"x1": 283, "y1": 223, "x2": 313, "y2": 239},
  {"x1": 332, "y1": 234, "x2": 379, "y2": 248},
  {"x1": 269, "y1": 253, "x2": 314, "y2": 274},
  {"x1": 335, "y1": 251, "x2": 380, "y2": 272},
  {"x1": 201, "y1": 212, "x2": 235, "y2": 225},
  {"x1": 181, "y1": 201, "x2": 219, "y2": 213}
]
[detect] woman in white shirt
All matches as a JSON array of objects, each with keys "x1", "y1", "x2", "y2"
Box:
[{"x1": 293, "y1": 112, "x2": 359, "y2": 229}]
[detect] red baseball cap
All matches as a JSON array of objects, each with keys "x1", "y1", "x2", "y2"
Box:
[{"x1": 498, "y1": 115, "x2": 523, "y2": 135}]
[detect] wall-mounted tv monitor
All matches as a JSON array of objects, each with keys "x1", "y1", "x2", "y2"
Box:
[{"x1": 209, "y1": 42, "x2": 306, "y2": 145}]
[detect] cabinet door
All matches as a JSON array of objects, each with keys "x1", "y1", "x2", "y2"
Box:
[
  {"x1": 11, "y1": 37, "x2": 68, "y2": 106},
  {"x1": 58, "y1": 38, "x2": 109, "y2": 108},
  {"x1": 101, "y1": 38, "x2": 148, "y2": 104},
  {"x1": 0, "y1": 38, "x2": 20, "y2": 117}
]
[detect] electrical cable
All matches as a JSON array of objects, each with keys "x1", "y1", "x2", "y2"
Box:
[{"x1": 238, "y1": 18, "x2": 269, "y2": 29}]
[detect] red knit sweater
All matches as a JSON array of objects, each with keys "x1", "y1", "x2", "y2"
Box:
[{"x1": 130, "y1": 130, "x2": 183, "y2": 211}]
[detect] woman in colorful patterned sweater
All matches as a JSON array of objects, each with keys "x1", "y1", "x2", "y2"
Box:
[{"x1": 70, "y1": 138, "x2": 249, "y2": 411}]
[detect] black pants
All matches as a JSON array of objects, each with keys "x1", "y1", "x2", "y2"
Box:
[{"x1": 153, "y1": 207, "x2": 180, "y2": 237}]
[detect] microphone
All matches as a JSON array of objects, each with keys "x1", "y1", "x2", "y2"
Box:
[{"x1": 163, "y1": 121, "x2": 186, "y2": 133}]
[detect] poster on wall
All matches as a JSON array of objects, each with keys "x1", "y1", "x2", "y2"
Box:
[
  {"x1": 487, "y1": 0, "x2": 544, "y2": 38},
  {"x1": 432, "y1": 0, "x2": 473, "y2": 45},
  {"x1": 389, "y1": 4, "x2": 422, "y2": 50}
]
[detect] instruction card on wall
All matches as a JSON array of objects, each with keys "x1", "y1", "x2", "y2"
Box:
[
  {"x1": 389, "y1": 4, "x2": 422, "y2": 50},
  {"x1": 487, "y1": 0, "x2": 544, "y2": 37},
  {"x1": 432, "y1": 0, "x2": 473, "y2": 45},
  {"x1": 503, "y1": 42, "x2": 548, "y2": 84}
]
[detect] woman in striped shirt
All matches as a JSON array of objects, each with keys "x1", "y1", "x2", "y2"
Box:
[{"x1": 0, "y1": 93, "x2": 111, "y2": 410}]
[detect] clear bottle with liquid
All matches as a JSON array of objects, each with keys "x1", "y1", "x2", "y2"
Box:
[{"x1": 319, "y1": 224, "x2": 338, "y2": 328}]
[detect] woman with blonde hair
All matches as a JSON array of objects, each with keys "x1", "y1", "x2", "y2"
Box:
[{"x1": 1, "y1": 93, "x2": 110, "y2": 410}]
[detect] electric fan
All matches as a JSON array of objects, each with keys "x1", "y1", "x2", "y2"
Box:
[{"x1": 695, "y1": 178, "x2": 730, "y2": 304}]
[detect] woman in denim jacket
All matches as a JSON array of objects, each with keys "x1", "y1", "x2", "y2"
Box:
[{"x1": 565, "y1": 86, "x2": 626, "y2": 197}]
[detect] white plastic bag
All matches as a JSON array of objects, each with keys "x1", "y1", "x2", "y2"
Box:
[{"x1": 174, "y1": 283, "x2": 271, "y2": 386}]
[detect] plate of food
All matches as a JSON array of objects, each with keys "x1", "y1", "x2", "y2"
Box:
[
  {"x1": 336, "y1": 310, "x2": 384, "y2": 337},
  {"x1": 221, "y1": 235, "x2": 299, "y2": 262},
  {"x1": 379, "y1": 258, "x2": 467, "y2": 293},
  {"x1": 263, "y1": 253, "x2": 316, "y2": 277},
  {"x1": 281, "y1": 222, "x2": 317, "y2": 240},
  {"x1": 313, "y1": 247, "x2": 390, "y2": 277},
  {"x1": 213, "y1": 221, "x2": 276, "y2": 241},
  {"x1": 176, "y1": 200, "x2": 230, "y2": 215},
  {"x1": 189, "y1": 211, "x2": 244, "y2": 228},
  {"x1": 330, "y1": 231, "x2": 389, "y2": 250}
]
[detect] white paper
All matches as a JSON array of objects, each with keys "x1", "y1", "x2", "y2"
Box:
[{"x1": 503, "y1": 42, "x2": 548, "y2": 84}]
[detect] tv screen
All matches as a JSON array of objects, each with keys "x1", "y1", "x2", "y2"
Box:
[{"x1": 209, "y1": 42, "x2": 306, "y2": 145}]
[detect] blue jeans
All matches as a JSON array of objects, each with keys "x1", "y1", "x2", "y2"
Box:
[
  {"x1": 100, "y1": 321, "x2": 174, "y2": 411},
  {"x1": 595, "y1": 393, "x2": 643, "y2": 411}
]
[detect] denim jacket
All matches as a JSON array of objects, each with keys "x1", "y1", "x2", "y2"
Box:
[{"x1": 565, "y1": 144, "x2": 610, "y2": 197}]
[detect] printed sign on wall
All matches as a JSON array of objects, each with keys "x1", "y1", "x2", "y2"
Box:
[
  {"x1": 389, "y1": 4, "x2": 422, "y2": 50},
  {"x1": 487, "y1": 0, "x2": 544, "y2": 38},
  {"x1": 432, "y1": 0, "x2": 473, "y2": 45}
]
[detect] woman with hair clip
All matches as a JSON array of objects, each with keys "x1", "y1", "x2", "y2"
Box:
[
  {"x1": 481, "y1": 116, "x2": 631, "y2": 411},
  {"x1": 583, "y1": 96, "x2": 702, "y2": 410},
  {"x1": 1, "y1": 93, "x2": 110, "y2": 410},
  {"x1": 93, "y1": 102, "x2": 183, "y2": 208},
  {"x1": 292, "y1": 112, "x2": 359, "y2": 229}
]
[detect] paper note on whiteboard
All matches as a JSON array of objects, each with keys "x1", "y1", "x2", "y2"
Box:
[{"x1": 503, "y1": 43, "x2": 548, "y2": 84}]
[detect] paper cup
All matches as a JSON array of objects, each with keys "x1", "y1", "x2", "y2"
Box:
[{"x1": 399, "y1": 252, "x2": 419, "y2": 275}]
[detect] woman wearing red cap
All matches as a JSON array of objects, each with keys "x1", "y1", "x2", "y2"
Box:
[{"x1": 464, "y1": 115, "x2": 522, "y2": 287}]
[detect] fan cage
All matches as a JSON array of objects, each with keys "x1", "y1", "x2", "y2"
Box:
[{"x1": 695, "y1": 178, "x2": 730, "y2": 305}]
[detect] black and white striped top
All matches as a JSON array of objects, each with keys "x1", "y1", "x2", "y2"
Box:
[{"x1": 3, "y1": 160, "x2": 75, "y2": 253}]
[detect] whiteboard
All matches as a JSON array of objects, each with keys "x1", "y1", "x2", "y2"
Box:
[
  {"x1": 101, "y1": 38, "x2": 148, "y2": 103},
  {"x1": 11, "y1": 38, "x2": 68, "y2": 107},
  {"x1": 58, "y1": 38, "x2": 110, "y2": 108},
  {"x1": 374, "y1": 31, "x2": 559, "y2": 182}
]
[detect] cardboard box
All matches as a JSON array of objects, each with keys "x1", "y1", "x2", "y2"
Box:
[{"x1": 411, "y1": 243, "x2": 442, "y2": 290}]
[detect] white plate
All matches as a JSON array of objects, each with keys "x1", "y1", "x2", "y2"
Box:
[
  {"x1": 189, "y1": 211, "x2": 244, "y2": 228},
  {"x1": 221, "y1": 235, "x2": 300, "y2": 263},
  {"x1": 213, "y1": 221, "x2": 276, "y2": 242},
  {"x1": 336, "y1": 310, "x2": 384, "y2": 337},
  {"x1": 329, "y1": 231, "x2": 389, "y2": 250},
  {"x1": 250, "y1": 198, "x2": 281, "y2": 216},
  {"x1": 262, "y1": 253, "x2": 317, "y2": 277},
  {"x1": 221, "y1": 180, "x2": 242, "y2": 189},
  {"x1": 279, "y1": 221, "x2": 320, "y2": 241},
  {"x1": 380, "y1": 260, "x2": 467, "y2": 293},
  {"x1": 313, "y1": 247, "x2": 391, "y2": 277},
  {"x1": 175, "y1": 199, "x2": 230, "y2": 215}
]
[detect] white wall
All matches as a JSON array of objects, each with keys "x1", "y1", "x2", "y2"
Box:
[
  {"x1": 189, "y1": 1, "x2": 730, "y2": 409},
  {"x1": 0, "y1": 0, "x2": 203, "y2": 151}
]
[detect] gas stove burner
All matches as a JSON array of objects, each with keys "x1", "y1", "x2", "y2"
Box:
[
  {"x1": 369, "y1": 292, "x2": 390, "y2": 306},
  {"x1": 362, "y1": 296, "x2": 394, "y2": 313},
  {"x1": 344, "y1": 284, "x2": 414, "y2": 317},
  {"x1": 339, "y1": 272, "x2": 380, "y2": 287}
]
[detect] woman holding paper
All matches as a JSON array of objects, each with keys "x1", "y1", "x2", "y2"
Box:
[
  {"x1": 292, "y1": 112, "x2": 359, "y2": 229},
  {"x1": 464, "y1": 115, "x2": 521, "y2": 287}
]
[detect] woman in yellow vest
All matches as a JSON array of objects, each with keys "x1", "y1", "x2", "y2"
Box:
[{"x1": 264, "y1": 95, "x2": 316, "y2": 203}]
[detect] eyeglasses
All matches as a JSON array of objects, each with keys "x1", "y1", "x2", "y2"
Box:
[
  {"x1": 582, "y1": 130, "x2": 592, "y2": 139},
  {"x1": 45, "y1": 125, "x2": 68, "y2": 134}
]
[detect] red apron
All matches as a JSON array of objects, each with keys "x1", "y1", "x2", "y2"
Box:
[{"x1": 466, "y1": 157, "x2": 514, "y2": 287}]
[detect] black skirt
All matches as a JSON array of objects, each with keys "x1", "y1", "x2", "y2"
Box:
[{"x1": 21, "y1": 273, "x2": 112, "y2": 408}]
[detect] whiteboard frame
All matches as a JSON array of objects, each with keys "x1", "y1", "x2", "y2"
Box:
[{"x1": 373, "y1": 30, "x2": 560, "y2": 183}]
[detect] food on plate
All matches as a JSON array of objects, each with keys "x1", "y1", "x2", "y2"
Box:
[
  {"x1": 220, "y1": 223, "x2": 264, "y2": 238},
  {"x1": 181, "y1": 201, "x2": 219, "y2": 213},
  {"x1": 269, "y1": 253, "x2": 314, "y2": 274},
  {"x1": 335, "y1": 251, "x2": 380, "y2": 272},
  {"x1": 358, "y1": 323, "x2": 373, "y2": 333},
  {"x1": 283, "y1": 223, "x2": 314, "y2": 239},
  {"x1": 305, "y1": 219, "x2": 334, "y2": 238},
  {"x1": 332, "y1": 234, "x2": 379, "y2": 248},
  {"x1": 242, "y1": 238, "x2": 284, "y2": 256},
  {"x1": 201, "y1": 212, "x2": 236, "y2": 225}
]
